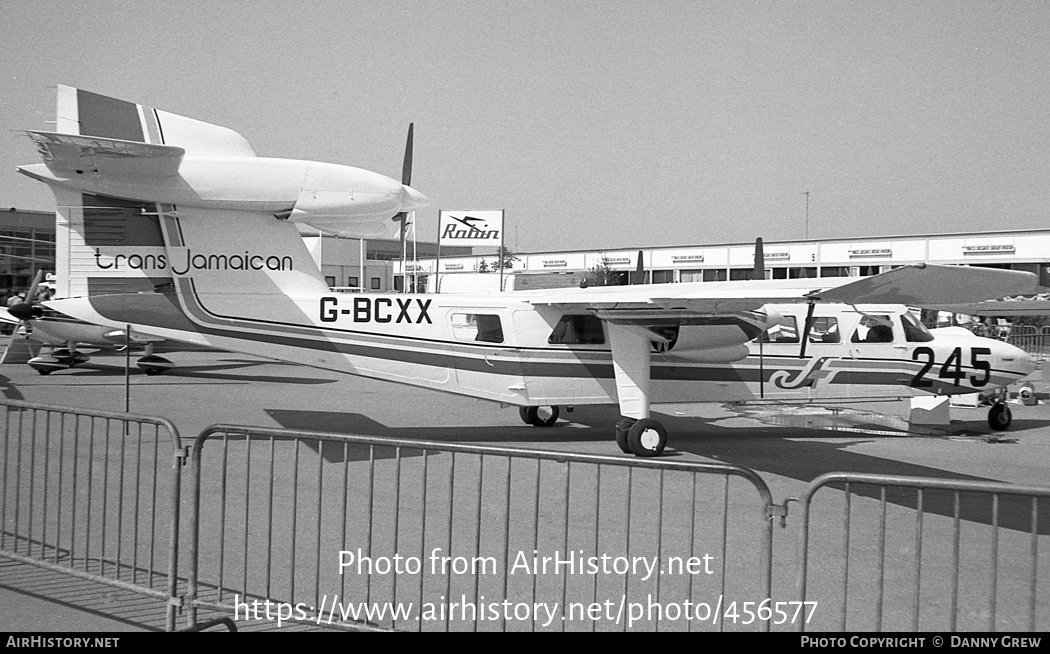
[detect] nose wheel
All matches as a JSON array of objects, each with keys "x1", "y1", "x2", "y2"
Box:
[{"x1": 988, "y1": 402, "x2": 1012, "y2": 431}]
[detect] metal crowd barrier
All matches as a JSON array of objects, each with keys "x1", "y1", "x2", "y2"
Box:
[
  {"x1": 795, "y1": 473, "x2": 1049, "y2": 632},
  {"x1": 4, "y1": 398, "x2": 1049, "y2": 632},
  {"x1": 1006, "y1": 325, "x2": 1050, "y2": 361},
  {"x1": 184, "y1": 425, "x2": 781, "y2": 632},
  {"x1": 0, "y1": 398, "x2": 185, "y2": 632}
]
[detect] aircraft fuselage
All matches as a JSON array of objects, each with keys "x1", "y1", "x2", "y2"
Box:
[{"x1": 51, "y1": 290, "x2": 1036, "y2": 409}]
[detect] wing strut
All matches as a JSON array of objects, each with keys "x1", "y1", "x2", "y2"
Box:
[
  {"x1": 798, "y1": 301, "x2": 816, "y2": 359},
  {"x1": 606, "y1": 322, "x2": 668, "y2": 457},
  {"x1": 607, "y1": 322, "x2": 651, "y2": 420}
]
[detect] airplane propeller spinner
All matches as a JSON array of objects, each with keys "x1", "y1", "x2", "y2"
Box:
[{"x1": 6, "y1": 269, "x2": 44, "y2": 325}]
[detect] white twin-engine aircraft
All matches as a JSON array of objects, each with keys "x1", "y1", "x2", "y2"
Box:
[{"x1": 17, "y1": 86, "x2": 1040, "y2": 456}]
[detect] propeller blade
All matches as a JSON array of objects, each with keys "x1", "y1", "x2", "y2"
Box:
[
  {"x1": 391, "y1": 123, "x2": 416, "y2": 231},
  {"x1": 402, "y1": 123, "x2": 414, "y2": 186},
  {"x1": 394, "y1": 123, "x2": 417, "y2": 292},
  {"x1": 8, "y1": 269, "x2": 45, "y2": 322},
  {"x1": 753, "y1": 237, "x2": 765, "y2": 280},
  {"x1": 25, "y1": 269, "x2": 43, "y2": 305}
]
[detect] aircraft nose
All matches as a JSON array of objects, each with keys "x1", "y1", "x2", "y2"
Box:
[{"x1": 1000, "y1": 340, "x2": 1039, "y2": 378}]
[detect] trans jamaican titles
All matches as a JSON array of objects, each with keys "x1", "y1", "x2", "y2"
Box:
[{"x1": 93, "y1": 248, "x2": 293, "y2": 275}]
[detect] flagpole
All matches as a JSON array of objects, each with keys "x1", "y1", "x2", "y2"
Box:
[
  {"x1": 411, "y1": 212, "x2": 417, "y2": 292},
  {"x1": 436, "y1": 210, "x2": 443, "y2": 294},
  {"x1": 499, "y1": 209, "x2": 505, "y2": 292}
]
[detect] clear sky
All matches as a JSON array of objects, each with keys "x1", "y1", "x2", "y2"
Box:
[{"x1": 1, "y1": 1, "x2": 1048, "y2": 253}]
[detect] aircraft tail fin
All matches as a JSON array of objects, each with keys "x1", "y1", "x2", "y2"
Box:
[{"x1": 42, "y1": 86, "x2": 321, "y2": 301}]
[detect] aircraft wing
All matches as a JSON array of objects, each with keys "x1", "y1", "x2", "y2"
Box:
[
  {"x1": 808, "y1": 263, "x2": 1036, "y2": 305},
  {"x1": 25, "y1": 130, "x2": 185, "y2": 178},
  {"x1": 0, "y1": 307, "x2": 19, "y2": 325},
  {"x1": 926, "y1": 298, "x2": 1050, "y2": 317},
  {"x1": 524, "y1": 283, "x2": 804, "y2": 315},
  {"x1": 524, "y1": 264, "x2": 1037, "y2": 316}
]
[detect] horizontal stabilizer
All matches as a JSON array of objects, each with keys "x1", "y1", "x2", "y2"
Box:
[
  {"x1": 25, "y1": 130, "x2": 184, "y2": 177},
  {"x1": 812, "y1": 264, "x2": 1036, "y2": 306}
]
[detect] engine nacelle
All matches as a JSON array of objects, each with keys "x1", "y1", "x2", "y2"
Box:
[
  {"x1": 662, "y1": 343, "x2": 750, "y2": 363},
  {"x1": 285, "y1": 188, "x2": 402, "y2": 239}
]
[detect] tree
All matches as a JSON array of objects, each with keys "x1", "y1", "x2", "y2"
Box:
[
  {"x1": 495, "y1": 246, "x2": 520, "y2": 271},
  {"x1": 475, "y1": 247, "x2": 519, "y2": 273},
  {"x1": 583, "y1": 256, "x2": 627, "y2": 287}
]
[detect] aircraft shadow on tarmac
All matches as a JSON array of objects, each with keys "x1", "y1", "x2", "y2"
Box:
[
  {"x1": 0, "y1": 377, "x2": 25, "y2": 401},
  {"x1": 262, "y1": 409, "x2": 617, "y2": 465},
  {"x1": 265, "y1": 405, "x2": 1050, "y2": 534},
  {"x1": 58, "y1": 360, "x2": 337, "y2": 385}
]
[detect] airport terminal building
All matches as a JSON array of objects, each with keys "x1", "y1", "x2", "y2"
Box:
[{"x1": 0, "y1": 208, "x2": 55, "y2": 293}]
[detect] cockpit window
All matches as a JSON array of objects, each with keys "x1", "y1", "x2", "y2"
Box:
[
  {"x1": 548, "y1": 314, "x2": 605, "y2": 345},
  {"x1": 851, "y1": 315, "x2": 894, "y2": 343},
  {"x1": 901, "y1": 312, "x2": 934, "y2": 342}
]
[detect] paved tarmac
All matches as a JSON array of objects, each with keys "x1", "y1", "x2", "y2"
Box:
[{"x1": 1, "y1": 341, "x2": 1048, "y2": 632}]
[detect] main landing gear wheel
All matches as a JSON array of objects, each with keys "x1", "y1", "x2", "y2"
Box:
[
  {"x1": 136, "y1": 354, "x2": 174, "y2": 376},
  {"x1": 519, "y1": 405, "x2": 560, "y2": 427},
  {"x1": 626, "y1": 418, "x2": 667, "y2": 458},
  {"x1": 27, "y1": 355, "x2": 69, "y2": 376},
  {"x1": 988, "y1": 402, "x2": 1013, "y2": 431},
  {"x1": 615, "y1": 418, "x2": 635, "y2": 454},
  {"x1": 52, "y1": 348, "x2": 89, "y2": 367}
]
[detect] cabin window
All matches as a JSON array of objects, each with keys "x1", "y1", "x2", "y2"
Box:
[
  {"x1": 851, "y1": 315, "x2": 894, "y2": 343},
  {"x1": 761, "y1": 316, "x2": 799, "y2": 343},
  {"x1": 808, "y1": 317, "x2": 841, "y2": 343},
  {"x1": 451, "y1": 313, "x2": 504, "y2": 343},
  {"x1": 901, "y1": 312, "x2": 934, "y2": 342},
  {"x1": 548, "y1": 314, "x2": 605, "y2": 345}
]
